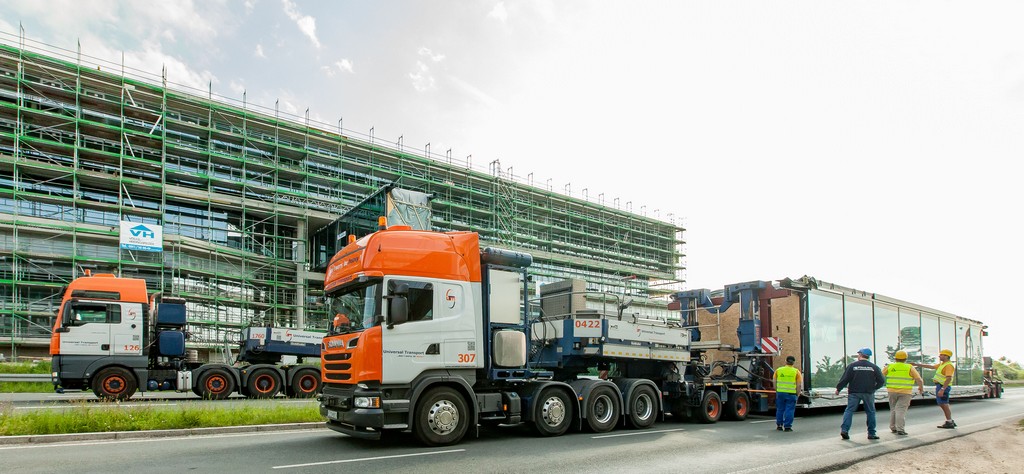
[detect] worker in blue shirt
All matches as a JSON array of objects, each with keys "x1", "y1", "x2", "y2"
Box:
[{"x1": 835, "y1": 348, "x2": 886, "y2": 440}]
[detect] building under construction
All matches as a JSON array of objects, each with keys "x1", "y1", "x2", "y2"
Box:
[{"x1": 0, "y1": 37, "x2": 685, "y2": 360}]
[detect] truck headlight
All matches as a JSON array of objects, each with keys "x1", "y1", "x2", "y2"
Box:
[{"x1": 354, "y1": 396, "x2": 381, "y2": 408}]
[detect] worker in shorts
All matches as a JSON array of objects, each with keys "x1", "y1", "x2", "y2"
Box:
[{"x1": 912, "y1": 349, "x2": 956, "y2": 428}]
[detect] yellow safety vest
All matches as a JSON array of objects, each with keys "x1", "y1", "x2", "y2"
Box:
[
  {"x1": 886, "y1": 362, "x2": 914, "y2": 390},
  {"x1": 932, "y1": 361, "x2": 953, "y2": 384},
  {"x1": 776, "y1": 366, "x2": 799, "y2": 394}
]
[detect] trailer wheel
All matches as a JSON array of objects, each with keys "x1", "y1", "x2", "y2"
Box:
[
  {"x1": 289, "y1": 369, "x2": 320, "y2": 398},
  {"x1": 246, "y1": 368, "x2": 282, "y2": 399},
  {"x1": 533, "y1": 387, "x2": 574, "y2": 436},
  {"x1": 197, "y1": 368, "x2": 235, "y2": 400},
  {"x1": 626, "y1": 385, "x2": 658, "y2": 429},
  {"x1": 414, "y1": 387, "x2": 469, "y2": 446},
  {"x1": 92, "y1": 367, "x2": 137, "y2": 401},
  {"x1": 723, "y1": 391, "x2": 749, "y2": 421},
  {"x1": 585, "y1": 385, "x2": 620, "y2": 433},
  {"x1": 696, "y1": 391, "x2": 722, "y2": 424}
]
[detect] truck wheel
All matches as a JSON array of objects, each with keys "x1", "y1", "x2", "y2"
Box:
[
  {"x1": 532, "y1": 387, "x2": 574, "y2": 436},
  {"x1": 289, "y1": 369, "x2": 321, "y2": 398},
  {"x1": 626, "y1": 385, "x2": 658, "y2": 429},
  {"x1": 92, "y1": 367, "x2": 137, "y2": 401},
  {"x1": 723, "y1": 391, "x2": 749, "y2": 421},
  {"x1": 585, "y1": 385, "x2": 620, "y2": 432},
  {"x1": 414, "y1": 387, "x2": 469, "y2": 446},
  {"x1": 696, "y1": 391, "x2": 722, "y2": 424},
  {"x1": 246, "y1": 368, "x2": 282, "y2": 399},
  {"x1": 197, "y1": 368, "x2": 235, "y2": 400}
]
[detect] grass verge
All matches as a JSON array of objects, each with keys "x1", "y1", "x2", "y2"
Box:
[
  {"x1": 0, "y1": 362, "x2": 54, "y2": 393},
  {"x1": 0, "y1": 401, "x2": 324, "y2": 436}
]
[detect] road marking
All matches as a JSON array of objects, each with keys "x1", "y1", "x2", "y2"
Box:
[
  {"x1": 272, "y1": 449, "x2": 466, "y2": 469},
  {"x1": 0, "y1": 428, "x2": 327, "y2": 451},
  {"x1": 749, "y1": 420, "x2": 774, "y2": 424},
  {"x1": 725, "y1": 411, "x2": 1024, "y2": 474},
  {"x1": 592, "y1": 428, "x2": 686, "y2": 439}
]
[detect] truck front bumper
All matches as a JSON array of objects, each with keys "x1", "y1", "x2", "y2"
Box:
[{"x1": 320, "y1": 385, "x2": 408, "y2": 439}]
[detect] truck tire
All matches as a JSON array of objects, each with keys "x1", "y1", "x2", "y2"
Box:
[
  {"x1": 585, "y1": 385, "x2": 620, "y2": 433},
  {"x1": 696, "y1": 391, "x2": 722, "y2": 424},
  {"x1": 626, "y1": 385, "x2": 657, "y2": 429},
  {"x1": 92, "y1": 367, "x2": 137, "y2": 401},
  {"x1": 246, "y1": 368, "x2": 282, "y2": 399},
  {"x1": 723, "y1": 391, "x2": 749, "y2": 421},
  {"x1": 532, "y1": 387, "x2": 574, "y2": 436},
  {"x1": 414, "y1": 387, "x2": 469, "y2": 446},
  {"x1": 197, "y1": 368, "x2": 235, "y2": 400},
  {"x1": 289, "y1": 368, "x2": 320, "y2": 398}
]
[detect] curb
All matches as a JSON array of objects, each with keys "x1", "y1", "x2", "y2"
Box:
[{"x1": 0, "y1": 422, "x2": 326, "y2": 446}]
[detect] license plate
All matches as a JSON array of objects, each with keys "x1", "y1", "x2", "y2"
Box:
[{"x1": 328, "y1": 410, "x2": 338, "y2": 420}]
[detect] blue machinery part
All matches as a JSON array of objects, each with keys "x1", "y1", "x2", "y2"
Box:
[{"x1": 673, "y1": 281, "x2": 768, "y2": 353}]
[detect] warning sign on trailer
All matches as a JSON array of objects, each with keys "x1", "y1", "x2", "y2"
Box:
[{"x1": 761, "y1": 336, "x2": 780, "y2": 354}]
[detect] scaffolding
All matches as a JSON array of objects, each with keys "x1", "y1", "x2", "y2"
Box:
[{"x1": 0, "y1": 33, "x2": 685, "y2": 358}]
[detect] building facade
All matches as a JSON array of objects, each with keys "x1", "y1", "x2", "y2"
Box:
[{"x1": 0, "y1": 38, "x2": 684, "y2": 359}]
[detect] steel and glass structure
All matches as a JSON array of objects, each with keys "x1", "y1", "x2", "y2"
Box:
[{"x1": 0, "y1": 36, "x2": 685, "y2": 359}]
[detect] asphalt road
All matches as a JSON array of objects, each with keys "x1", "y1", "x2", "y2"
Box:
[{"x1": 3, "y1": 389, "x2": 1022, "y2": 474}]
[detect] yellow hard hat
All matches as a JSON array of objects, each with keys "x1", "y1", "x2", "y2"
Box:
[
  {"x1": 940, "y1": 349, "x2": 953, "y2": 357},
  {"x1": 894, "y1": 350, "x2": 908, "y2": 360}
]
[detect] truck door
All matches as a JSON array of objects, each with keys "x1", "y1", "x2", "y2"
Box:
[
  {"x1": 59, "y1": 301, "x2": 143, "y2": 356},
  {"x1": 381, "y1": 278, "x2": 479, "y2": 384}
]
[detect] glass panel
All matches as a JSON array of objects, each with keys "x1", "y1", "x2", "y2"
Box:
[
  {"x1": 808, "y1": 290, "x2": 846, "y2": 388},
  {"x1": 938, "y1": 315, "x2": 956, "y2": 381},
  {"x1": 874, "y1": 303, "x2": 900, "y2": 364},
  {"x1": 956, "y1": 322, "x2": 970, "y2": 385},
  {"x1": 972, "y1": 326, "x2": 984, "y2": 385},
  {"x1": 920, "y1": 314, "x2": 940, "y2": 383},
  {"x1": 844, "y1": 297, "x2": 874, "y2": 363},
  {"x1": 899, "y1": 309, "x2": 923, "y2": 368}
]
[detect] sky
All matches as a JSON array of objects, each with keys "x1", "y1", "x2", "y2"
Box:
[{"x1": 1, "y1": 1, "x2": 1022, "y2": 360}]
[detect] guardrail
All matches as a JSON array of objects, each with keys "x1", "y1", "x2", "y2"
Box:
[{"x1": 0, "y1": 374, "x2": 51, "y2": 382}]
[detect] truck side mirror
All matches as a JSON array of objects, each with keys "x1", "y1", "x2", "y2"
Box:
[
  {"x1": 388, "y1": 296, "x2": 408, "y2": 328},
  {"x1": 386, "y1": 281, "x2": 410, "y2": 329}
]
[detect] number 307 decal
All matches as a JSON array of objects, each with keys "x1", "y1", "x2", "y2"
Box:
[{"x1": 457, "y1": 353, "x2": 476, "y2": 363}]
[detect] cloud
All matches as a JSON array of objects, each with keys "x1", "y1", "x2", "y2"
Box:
[
  {"x1": 254, "y1": 44, "x2": 265, "y2": 58},
  {"x1": 418, "y1": 47, "x2": 446, "y2": 63},
  {"x1": 281, "y1": 0, "x2": 321, "y2": 49},
  {"x1": 410, "y1": 61, "x2": 435, "y2": 91},
  {"x1": 321, "y1": 59, "x2": 354, "y2": 77},
  {"x1": 448, "y1": 75, "x2": 500, "y2": 108},
  {"x1": 228, "y1": 80, "x2": 246, "y2": 96},
  {"x1": 488, "y1": 2, "x2": 509, "y2": 22},
  {"x1": 410, "y1": 47, "x2": 445, "y2": 91},
  {"x1": 335, "y1": 59, "x2": 354, "y2": 74}
]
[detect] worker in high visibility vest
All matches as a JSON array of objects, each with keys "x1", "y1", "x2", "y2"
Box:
[
  {"x1": 912, "y1": 349, "x2": 957, "y2": 428},
  {"x1": 883, "y1": 350, "x2": 924, "y2": 435},
  {"x1": 774, "y1": 355, "x2": 802, "y2": 432}
]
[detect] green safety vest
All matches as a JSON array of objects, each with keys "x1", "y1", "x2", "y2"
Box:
[
  {"x1": 932, "y1": 361, "x2": 953, "y2": 384},
  {"x1": 776, "y1": 366, "x2": 799, "y2": 394},
  {"x1": 886, "y1": 362, "x2": 914, "y2": 390}
]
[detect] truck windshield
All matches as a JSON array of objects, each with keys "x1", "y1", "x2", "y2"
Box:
[{"x1": 326, "y1": 280, "x2": 382, "y2": 335}]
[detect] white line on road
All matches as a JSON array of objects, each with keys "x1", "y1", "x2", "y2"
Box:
[
  {"x1": 0, "y1": 428, "x2": 327, "y2": 451},
  {"x1": 272, "y1": 449, "x2": 466, "y2": 469},
  {"x1": 749, "y1": 420, "x2": 775, "y2": 424},
  {"x1": 726, "y1": 411, "x2": 1024, "y2": 474},
  {"x1": 592, "y1": 428, "x2": 686, "y2": 439}
]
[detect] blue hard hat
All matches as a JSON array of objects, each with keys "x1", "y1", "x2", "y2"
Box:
[{"x1": 857, "y1": 348, "x2": 872, "y2": 357}]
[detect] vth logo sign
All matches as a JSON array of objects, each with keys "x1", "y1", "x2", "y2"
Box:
[{"x1": 130, "y1": 225, "x2": 155, "y2": 238}]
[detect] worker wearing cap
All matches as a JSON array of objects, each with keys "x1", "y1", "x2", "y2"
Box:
[
  {"x1": 883, "y1": 350, "x2": 925, "y2": 435},
  {"x1": 835, "y1": 347, "x2": 885, "y2": 440},
  {"x1": 912, "y1": 349, "x2": 956, "y2": 428},
  {"x1": 774, "y1": 355, "x2": 802, "y2": 432}
]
